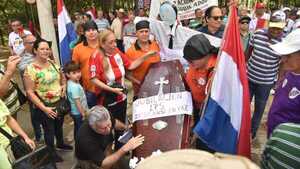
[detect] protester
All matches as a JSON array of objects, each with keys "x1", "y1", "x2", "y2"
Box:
[
  {"x1": 83, "y1": 13, "x2": 92, "y2": 23},
  {"x1": 8, "y1": 19, "x2": 32, "y2": 55},
  {"x1": 94, "y1": 10, "x2": 110, "y2": 32},
  {"x1": 108, "y1": 11, "x2": 116, "y2": 25},
  {"x1": 69, "y1": 22, "x2": 84, "y2": 50},
  {"x1": 89, "y1": 29, "x2": 155, "y2": 150},
  {"x1": 24, "y1": 39, "x2": 72, "y2": 162},
  {"x1": 247, "y1": 11, "x2": 286, "y2": 139},
  {"x1": 123, "y1": 12, "x2": 136, "y2": 36},
  {"x1": 125, "y1": 20, "x2": 160, "y2": 95},
  {"x1": 283, "y1": 8, "x2": 298, "y2": 34},
  {"x1": 239, "y1": 16, "x2": 252, "y2": 56},
  {"x1": 0, "y1": 61, "x2": 21, "y2": 120},
  {"x1": 134, "y1": 8, "x2": 148, "y2": 24},
  {"x1": 72, "y1": 21, "x2": 98, "y2": 108},
  {"x1": 189, "y1": 8, "x2": 204, "y2": 30},
  {"x1": 0, "y1": 54, "x2": 35, "y2": 169},
  {"x1": 64, "y1": 61, "x2": 88, "y2": 140},
  {"x1": 75, "y1": 106, "x2": 144, "y2": 169},
  {"x1": 239, "y1": 6, "x2": 250, "y2": 17},
  {"x1": 111, "y1": 8, "x2": 125, "y2": 52},
  {"x1": 183, "y1": 34, "x2": 217, "y2": 152},
  {"x1": 221, "y1": 6, "x2": 229, "y2": 24},
  {"x1": 261, "y1": 123, "x2": 300, "y2": 169},
  {"x1": 198, "y1": 6, "x2": 225, "y2": 38},
  {"x1": 249, "y1": 3, "x2": 270, "y2": 32},
  {"x1": 73, "y1": 12, "x2": 82, "y2": 31},
  {"x1": 266, "y1": 29, "x2": 300, "y2": 136}
]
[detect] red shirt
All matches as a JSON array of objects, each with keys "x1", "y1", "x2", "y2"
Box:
[{"x1": 89, "y1": 49, "x2": 132, "y2": 105}]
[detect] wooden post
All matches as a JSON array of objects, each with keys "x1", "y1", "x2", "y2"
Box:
[{"x1": 36, "y1": 0, "x2": 60, "y2": 65}]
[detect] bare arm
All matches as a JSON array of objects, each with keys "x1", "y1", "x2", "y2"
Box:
[
  {"x1": 6, "y1": 115, "x2": 35, "y2": 149},
  {"x1": 91, "y1": 78, "x2": 123, "y2": 95},
  {"x1": 24, "y1": 74, "x2": 57, "y2": 119},
  {"x1": 127, "y1": 51, "x2": 157, "y2": 70},
  {"x1": 74, "y1": 98, "x2": 86, "y2": 117},
  {"x1": 101, "y1": 135, "x2": 144, "y2": 169},
  {"x1": 0, "y1": 55, "x2": 21, "y2": 96}
]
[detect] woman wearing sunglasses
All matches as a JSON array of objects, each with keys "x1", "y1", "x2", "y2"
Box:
[{"x1": 197, "y1": 6, "x2": 225, "y2": 38}]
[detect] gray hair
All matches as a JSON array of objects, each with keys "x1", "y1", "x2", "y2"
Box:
[{"x1": 88, "y1": 105, "x2": 111, "y2": 127}]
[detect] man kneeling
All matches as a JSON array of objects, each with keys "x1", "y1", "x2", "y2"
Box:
[{"x1": 75, "y1": 105, "x2": 144, "y2": 169}]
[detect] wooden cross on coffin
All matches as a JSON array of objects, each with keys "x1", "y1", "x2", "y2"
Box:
[{"x1": 133, "y1": 60, "x2": 192, "y2": 158}]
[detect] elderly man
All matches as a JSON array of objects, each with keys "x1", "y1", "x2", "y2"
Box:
[
  {"x1": 249, "y1": 3, "x2": 270, "y2": 32},
  {"x1": 75, "y1": 106, "x2": 144, "y2": 169},
  {"x1": 239, "y1": 16, "x2": 252, "y2": 57},
  {"x1": 247, "y1": 11, "x2": 286, "y2": 139},
  {"x1": 125, "y1": 20, "x2": 160, "y2": 95}
]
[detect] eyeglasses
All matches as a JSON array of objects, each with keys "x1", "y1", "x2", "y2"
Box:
[{"x1": 210, "y1": 16, "x2": 224, "y2": 21}]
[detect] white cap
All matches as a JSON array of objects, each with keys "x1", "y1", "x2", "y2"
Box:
[
  {"x1": 269, "y1": 10, "x2": 286, "y2": 29},
  {"x1": 282, "y1": 7, "x2": 291, "y2": 12},
  {"x1": 270, "y1": 29, "x2": 300, "y2": 55}
]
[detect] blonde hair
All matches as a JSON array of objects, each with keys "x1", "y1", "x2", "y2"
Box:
[{"x1": 97, "y1": 29, "x2": 114, "y2": 72}]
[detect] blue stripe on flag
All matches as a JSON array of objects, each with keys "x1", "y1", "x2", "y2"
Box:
[
  {"x1": 59, "y1": 22, "x2": 76, "y2": 65},
  {"x1": 193, "y1": 97, "x2": 238, "y2": 154}
]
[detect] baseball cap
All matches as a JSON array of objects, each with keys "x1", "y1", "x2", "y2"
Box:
[
  {"x1": 239, "y1": 16, "x2": 251, "y2": 23},
  {"x1": 255, "y1": 3, "x2": 265, "y2": 9},
  {"x1": 119, "y1": 8, "x2": 125, "y2": 13},
  {"x1": 270, "y1": 29, "x2": 300, "y2": 55},
  {"x1": 269, "y1": 11, "x2": 286, "y2": 29},
  {"x1": 183, "y1": 34, "x2": 215, "y2": 61}
]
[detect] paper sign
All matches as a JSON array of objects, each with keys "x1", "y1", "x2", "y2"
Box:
[{"x1": 132, "y1": 91, "x2": 193, "y2": 122}]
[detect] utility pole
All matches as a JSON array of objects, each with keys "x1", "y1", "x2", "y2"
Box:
[{"x1": 36, "y1": 0, "x2": 60, "y2": 65}]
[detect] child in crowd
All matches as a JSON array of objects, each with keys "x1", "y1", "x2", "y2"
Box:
[{"x1": 64, "y1": 61, "x2": 88, "y2": 140}]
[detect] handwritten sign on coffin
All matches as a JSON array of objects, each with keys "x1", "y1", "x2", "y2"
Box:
[{"x1": 133, "y1": 60, "x2": 193, "y2": 158}]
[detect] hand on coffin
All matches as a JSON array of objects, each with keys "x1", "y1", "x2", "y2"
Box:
[
  {"x1": 122, "y1": 134, "x2": 145, "y2": 152},
  {"x1": 111, "y1": 87, "x2": 124, "y2": 95}
]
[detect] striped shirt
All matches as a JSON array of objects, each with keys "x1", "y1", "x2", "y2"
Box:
[
  {"x1": 89, "y1": 49, "x2": 132, "y2": 106},
  {"x1": 261, "y1": 123, "x2": 300, "y2": 169},
  {"x1": 0, "y1": 64, "x2": 20, "y2": 115},
  {"x1": 247, "y1": 29, "x2": 282, "y2": 85}
]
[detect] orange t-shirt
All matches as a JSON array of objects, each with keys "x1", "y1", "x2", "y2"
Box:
[
  {"x1": 126, "y1": 40, "x2": 160, "y2": 85},
  {"x1": 72, "y1": 42, "x2": 97, "y2": 92},
  {"x1": 185, "y1": 55, "x2": 217, "y2": 108}
]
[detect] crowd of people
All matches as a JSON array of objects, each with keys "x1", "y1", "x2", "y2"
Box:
[{"x1": 0, "y1": 1, "x2": 300, "y2": 169}]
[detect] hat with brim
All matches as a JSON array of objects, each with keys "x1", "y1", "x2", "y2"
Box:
[
  {"x1": 269, "y1": 22, "x2": 286, "y2": 29},
  {"x1": 270, "y1": 29, "x2": 300, "y2": 55}
]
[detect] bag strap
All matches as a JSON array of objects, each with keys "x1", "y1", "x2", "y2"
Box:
[
  {"x1": 48, "y1": 60, "x2": 59, "y2": 73},
  {"x1": 0, "y1": 127, "x2": 14, "y2": 140}
]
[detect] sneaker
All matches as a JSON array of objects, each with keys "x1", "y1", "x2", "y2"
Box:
[
  {"x1": 56, "y1": 144, "x2": 73, "y2": 151},
  {"x1": 53, "y1": 153, "x2": 64, "y2": 163}
]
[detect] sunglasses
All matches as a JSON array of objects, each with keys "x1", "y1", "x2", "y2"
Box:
[
  {"x1": 210, "y1": 16, "x2": 224, "y2": 21},
  {"x1": 241, "y1": 21, "x2": 249, "y2": 24}
]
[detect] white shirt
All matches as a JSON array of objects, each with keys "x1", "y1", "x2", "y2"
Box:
[
  {"x1": 8, "y1": 30, "x2": 32, "y2": 55},
  {"x1": 149, "y1": 18, "x2": 221, "y2": 70}
]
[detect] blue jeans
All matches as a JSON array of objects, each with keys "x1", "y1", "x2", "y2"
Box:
[
  {"x1": 29, "y1": 102, "x2": 42, "y2": 141},
  {"x1": 249, "y1": 81, "x2": 273, "y2": 138},
  {"x1": 71, "y1": 114, "x2": 83, "y2": 140}
]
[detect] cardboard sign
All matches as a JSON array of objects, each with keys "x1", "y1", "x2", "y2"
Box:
[{"x1": 132, "y1": 91, "x2": 193, "y2": 122}]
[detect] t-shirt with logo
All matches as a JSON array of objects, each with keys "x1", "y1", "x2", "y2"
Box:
[
  {"x1": 267, "y1": 72, "x2": 300, "y2": 136},
  {"x1": 185, "y1": 55, "x2": 217, "y2": 109},
  {"x1": 89, "y1": 49, "x2": 132, "y2": 106},
  {"x1": 8, "y1": 30, "x2": 32, "y2": 55}
]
